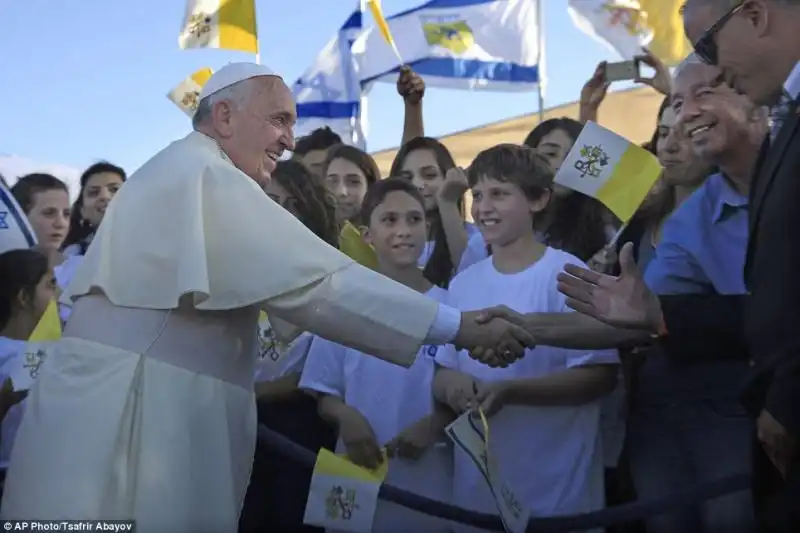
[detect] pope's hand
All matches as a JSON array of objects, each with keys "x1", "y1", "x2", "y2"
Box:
[{"x1": 454, "y1": 311, "x2": 535, "y2": 367}]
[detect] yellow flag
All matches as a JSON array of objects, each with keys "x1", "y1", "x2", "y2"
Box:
[
  {"x1": 303, "y1": 448, "x2": 388, "y2": 531},
  {"x1": 167, "y1": 67, "x2": 214, "y2": 117},
  {"x1": 366, "y1": 0, "x2": 403, "y2": 63},
  {"x1": 639, "y1": 0, "x2": 691, "y2": 66},
  {"x1": 338, "y1": 221, "x2": 379, "y2": 271},
  {"x1": 178, "y1": 0, "x2": 258, "y2": 54},
  {"x1": 29, "y1": 300, "x2": 61, "y2": 342}
]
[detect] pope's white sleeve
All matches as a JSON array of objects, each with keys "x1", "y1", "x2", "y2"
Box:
[{"x1": 262, "y1": 262, "x2": 459, "y2": 368}]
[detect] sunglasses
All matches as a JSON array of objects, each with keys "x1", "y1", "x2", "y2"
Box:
[{"x1": 693, "y1": 1, "x2": 745, "y2": 65}]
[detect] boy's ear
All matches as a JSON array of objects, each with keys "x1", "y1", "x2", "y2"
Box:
[{"x1": 529, "y1": 188, "x2": 552, "y2": 215}]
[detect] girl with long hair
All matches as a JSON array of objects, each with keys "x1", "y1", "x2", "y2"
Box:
[{"x1": 390, "y1": 136, "x2": 477, "y2": 287}]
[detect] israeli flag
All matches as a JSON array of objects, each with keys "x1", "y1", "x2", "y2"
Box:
[
  {"x1": 293, "y1": 2, "x2": 367, "y2": 149},
  {"x1": 354, "y1": 0, "x2": 545, "y2": 92},
  {"x1": 0, "y1": 180, "x2": 37, "y2": 254}
]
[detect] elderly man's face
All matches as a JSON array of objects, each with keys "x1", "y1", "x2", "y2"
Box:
[
  {"x1": 683, "y1": 0, "x2": 784, "y2": 106},
  {"x1": 672, "y1": 62, "x2": 757, "y2": 161},
  {"x1": 221, "y1": 77, "x2": 296, "y2": 187}
]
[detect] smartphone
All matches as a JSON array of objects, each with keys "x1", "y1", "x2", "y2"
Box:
[{"x1": 604, "y1": 60, "x2": 640, "y2": 83}]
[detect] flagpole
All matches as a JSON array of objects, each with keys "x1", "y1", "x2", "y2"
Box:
[
  {"x1": 254, "y1": 0, "x2": 260, "y2": 64},
  {"x1": 536, "y1": 0, "x2": 545, "y2": 123}
]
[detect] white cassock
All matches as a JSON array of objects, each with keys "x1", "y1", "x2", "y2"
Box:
[{"x1": 0, "y1": 131, "x2": 461, "y2": 532}]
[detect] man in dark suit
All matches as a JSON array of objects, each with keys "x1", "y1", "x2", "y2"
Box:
[
  {"x1": 550, "y1": 0, "x2": 800, "y2": 530},
  {"x1": 683, "y1": 2, "x2": 800, "y2": 531}
]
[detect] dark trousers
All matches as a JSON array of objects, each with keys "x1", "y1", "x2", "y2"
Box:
[
  {"x1": 239, "y1": 393, "x2": 336, "y2": 533},
  {"x1": 752, "y1": 436, "x2": 800, "y2": 533}
]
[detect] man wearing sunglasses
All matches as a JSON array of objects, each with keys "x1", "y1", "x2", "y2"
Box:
[{"x1": 684, "y1": 1, "x2": 800, "y2": 532}]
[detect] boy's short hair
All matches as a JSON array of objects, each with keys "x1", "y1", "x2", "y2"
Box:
[{"x1": 293, "y1": 127, "x2": 343, "y2": 156}]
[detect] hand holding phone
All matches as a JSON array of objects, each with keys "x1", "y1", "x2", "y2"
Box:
[{"x1": 603, "y1": 60, "x2": 640, "y2": 83}]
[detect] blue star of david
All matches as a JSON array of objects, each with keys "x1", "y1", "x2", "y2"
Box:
[{"x1": 0, "y1": 211, "x2": 8, "y2": 229}]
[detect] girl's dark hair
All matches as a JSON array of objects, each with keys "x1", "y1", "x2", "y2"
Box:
[
  {"x1": 523, "y1": 117, "x2": 617, "y2": 261},
  {"x1": 646, "y1": 97, "x2": 672, "y2": 155},
  {"x1": 272, "y1": 160, "x2": 340, "y2": 248},
  {"x1": 522, "y1": 117, "x2": 584, "y2": 149},
  {"x1": 62, "y1": 161, "x2": 126, "y2": 254},
  {"x1": 322, "y1": 145, "x2": 381, "y2": 188},
  {"x1": 10, "y1": 174, "x2": 69, "y2": 214},
  {"x1": 389, "y1": 137, "x2": 462, "y2": 288},
  {"x1": 632, "y1": 97, "x2": 677, "y2": 228},
  {"x1": 0, "y1": 248, "x2": 50, "y2": 330},
  {"x1": 360, "y1": 177, "x2": 426, "y2": 225}
]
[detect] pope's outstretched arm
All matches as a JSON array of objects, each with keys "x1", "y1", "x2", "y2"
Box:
[{"x1": 262, "y1": 261, "x2": 460, "y2": 368}]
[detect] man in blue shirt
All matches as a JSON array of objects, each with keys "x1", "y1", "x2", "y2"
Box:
[{"x1": 626, "y1": 55, "x2": 766, "y2": 533}]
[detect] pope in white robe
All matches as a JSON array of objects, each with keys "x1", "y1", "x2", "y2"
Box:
[{"x1": 0, "y1": 64, "x2": 533, "y2": 532}]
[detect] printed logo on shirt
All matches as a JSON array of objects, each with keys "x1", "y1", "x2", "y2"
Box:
[
  {"x1": 23, "y1": 348, "x2": 45, "y2": 379},
  {"x1": 575, "y1": 145, "x2": 609, "y2": 179},
  {"x1": 257, "y1": 324, "x2": 281, "y2": 362},
  {"x1": 0, "y1": 210, "x2": 8, "y2": 229},
  {"x1": 325, "y1": 485, "x2": 359, "y2": 520},
  {"x1": 425, "y1": 345, "x2": 438, "y2": 358}
]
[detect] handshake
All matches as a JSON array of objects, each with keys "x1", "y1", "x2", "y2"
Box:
[{"x1": 453, "y1": 306, "x2": 534, "y2": 368}]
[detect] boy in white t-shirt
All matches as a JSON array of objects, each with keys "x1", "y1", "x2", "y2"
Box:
[
  {"x1": 300, "y1": 178, "x2": 454, "y2": 532},
  {"x1": 432, "y1": 144, "x2": 619, "y2": 532}
]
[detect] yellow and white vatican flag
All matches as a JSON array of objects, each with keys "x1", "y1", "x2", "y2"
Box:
[
  {"x1": 304, "y1": 448, "x2": 388, "y2": 532},
  {"x1": 555, "y1": 121, "x2": 662, "y2": 222},
  {"x1": 567, "y1": 0, "x2": 690, "y2": 66},
  {"x1": 178, "y1": 0, "x2": 258, "y2": 54},
  {"x1": 167, "y1": 67, "x2": 214, "y2": 116},
  {"x1": 446, "y1": 409, "x2": 529, "y2": 533},
  {"x1": 0, "y1": 179, "x2": 37, "y2": 254}
]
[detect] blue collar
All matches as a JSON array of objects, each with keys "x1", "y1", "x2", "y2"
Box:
[{"x1": 711, "y1": 174, "x2": 748, "y2": 224}]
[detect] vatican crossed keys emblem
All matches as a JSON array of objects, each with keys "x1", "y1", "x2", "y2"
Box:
[
  {"x1": 574, "y1": 144, "x2": 610, "y2": 179},
  {"x1": 325, "y1": 485, "x2": 359, "y2": 521},
  {"x1": 181, "y1": 91, "x2": 200, "y2": 111}
]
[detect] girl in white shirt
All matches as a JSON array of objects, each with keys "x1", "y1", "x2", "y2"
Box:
[
  {"x1": 58, "y1": 162, "x2": 126, "y2": 323},
  {"x1": 300, "y1": 178, "x2": 454, "y2": 532},
  {"x1": 432, "y1": 144, "x2": 619, "y2": 533},
  {"x1": 0, "y1": 248, "x2": 58, "y2": 498}
]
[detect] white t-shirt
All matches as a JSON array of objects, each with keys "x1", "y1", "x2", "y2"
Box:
[
  {"x1": 436, "y1": 248, "x2": 619, "y2": 531},
  {"x1": 456, "y1": 231, "x2": 489, "y2": 273},
  {"x1": 0, "y1": 337, "x2": 27, "y2": 469},
  {"x1": 54, "y1": 254, "x2": 84, "y2": 323},
  {"x1": 418, "y1": 222, "x2": 480, "y2": 268},
  {"x1": 299, "y1": 285, "x2": 452, "y2": 532},
  {"x1": 457, "y1": 234, "x2": 627, "y2": 468}
]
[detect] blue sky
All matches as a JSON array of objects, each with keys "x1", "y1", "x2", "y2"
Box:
[{"x1": 0, "y1": 0, "x2": 629, "y2": 176}]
